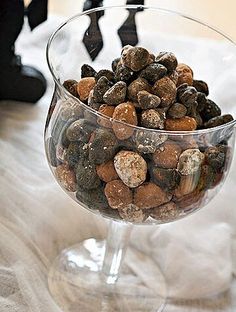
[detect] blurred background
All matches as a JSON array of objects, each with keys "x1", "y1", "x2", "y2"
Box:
[{"x1": 48, "y1": 0, "x2": 236, "y2": 40}]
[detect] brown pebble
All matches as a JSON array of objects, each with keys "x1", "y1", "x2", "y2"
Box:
[
  {"x1": 149, "y1": 202, "x2": 180, "y2": 222},
  {"x1": 134, "y1": 182, "x2": 171, "y2": 209},
  {"x1": 152, "y1": 167, "x2": 181, "y2": 191},
  {"x1": 140, "y1": 109, "x2": 162, "y2": 129},
  {"x1": 167, "y1": 103, "x2": 187, "y2": 119},
  {"x1": 165, "y1": 116, "x2": 197, "y2": 131},
  {"x1": 156, "y1": 52, "x2": 178, "y2": 72},
  {"x1": 112, "y1": 102, "x2": 138, "y2": 140},
  {"x1": 127, "y1": 77, "x2": 151, "y2": 102},
  {"x1": 76, "y1": 77, "x2": 96, "y2": 101},
  {"x1": 103, "y1": 81, "x2": 127, "y2": 105},
  {"x1": 153, "y1": 141, "x2": 182, "y2": 169},
  {"x1": 176, "y1": 63, "x2": 193, "y2": 86},
  {"x1": 175, "y1": 189, "x2": 205, "y2": 209},
  {"x1": 153, "y1": 76, "x2": 177, "y2": 107},
  {"x1": 122, "y1": 45, "x2": 150, "y2": 71},
  {"x1": 55, "y1": 163, "x2": 77, "y2": 192},
  {"x1": 96, "y1": 160, "x2": 118, "y2": 182},
  {"x1": 98, "y1": 104, "x2": 115, "y2": 128},
  {"x1": 118, "y1": 204, "x2": 147, "y2": 223},
  {"x1": 63, "y1": 80, "x2": 78, "y2": 97},
  {"x1": 114, "y1": 150, "x2": 147, "y2": 188},
  {"x1": 204, "y1": 114, "x2": 234, "y2": 129},
  {"x1": 137, "y1": 90, "x2": 161, "y2": 109},
  {"x1": 104, "y1": 180, "x2": 132, "y2": 209}
]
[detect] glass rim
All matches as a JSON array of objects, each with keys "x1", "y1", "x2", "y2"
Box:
[{"x1": 46, "y1": 4, "x2": 236, "y2": 136}]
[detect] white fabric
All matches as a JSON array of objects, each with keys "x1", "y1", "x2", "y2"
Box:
[{"x1": 0, "y1": 14, "x2": 236, "y2": 311}]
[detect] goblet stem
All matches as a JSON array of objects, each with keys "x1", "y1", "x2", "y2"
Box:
[{"x1": 102, "y1": 220, "x2": 132, "y2": 284}]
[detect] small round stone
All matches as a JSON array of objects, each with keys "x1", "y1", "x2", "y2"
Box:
[
  {"x1": 112, "y1": 102, "x2": 138, "y2": 140},
  {"x1": 103, "y1": 81, "x2": 127, "y2": 105},
  {"x1": 204, "y1": 114, "x2": 233, "y2": 129},
  {"x1": 201, "y1": 99, "x2": 221, "y2": 122},
  {"x1": 149, "y1": 202, "x2": 179, "y2": 222},
  {"x1": 134, "y1": 130, "x2": 168, "y2": 154},
  {"x1": 76, "y1": 186, "x2": 108, "y2": 210},
  {"x1": 63, "y1": 80, "x2": 78, "y2": 97},
  {"x1": 96, "y1": 160, "x2": 119, "y2": 182},
  {"x1": 168, "y1": 70, "x2": 179, "y2": 85},
  {"x1": 139, "y1": 63, "x2": 167, "y2": 84},
  {"x1": 167, "y1": 103, "x2": 187, "y2": 119},
  {"x1": 112, "y1": 57, "x2": 120, "y2": 72},
  {"x1": 121, "y1": 45, "x2": 150, "y2": 71},
  {"x1": 153, "y1": 141, "x2": 182, "y2": 169},
  {"x1": 193, "y1": 80, "x2": 209, "y2": 96},
  {"x1": 60, "y1": 99, "x2": 83, "y2": 121},
  {"x1": 76, "y1": 77, "x2": 96, "y2": 101},
  {"x1": 95, "y1": 69, "x2": 115, "y2": 82},
  {"x1": 156, "y1": 52, "x2": 178, "y2": 72},
  {"x1": 197, "y1": 164, "x2": 215, "y2": 191},
  {"x1": 174, "y1": 172, "x2": 200, "y2": 198},
  {"x1": 134, "y1": 182, "x2": 171, "y2": 209},
  {"x1": 153, "y1": 76, "x2": 177, "y2": 107},
  {"x1": 204, "y1": 146, "x2": 226, "y2": 170},
  {"x1": 118, "y1": 204, "x2": 147, "y2": 223},
  {"x1": 178, "y1": 86, "x2": 198, "y2": 107},
  {"x1": 114, "y1": 63, "x2": 134, "y2": 83},
  {"x1": 55, "y1": 163, "x2": 77, "y2": 192},
  {"x1": 114, "y1": 150, "x2": 147, "y2": 188},
  {"x1": 76, "y1": 158, "x2": 100, "y2": 190},
  {"x1": 176, "y1": 63, "x2": 193, "y2": 86},
  {"x1": 127, "y1": 78, "x2": 151, "y2": 102},
  {"x1": 66, "y1": 119, "x2": 94, "y2": 142},
  {"x1": 104, "y1": 179, "x2": 133, "y2": 209},
  {"x1": 137, "y1": 90, "x2": 161, "y2": 109},
  {"x1": 177, "y1": 149, "x2": 205, "y2": 175},
  {"x1": 89, "y1": 128, "x2": 118, "y2": 165},
  {"x1": 152, "y1": 167, "x2": 181, "y2": 191},
  {"x1": 65, "y1": 141, "x2": 86, "y2": 168},
  {"x1": 81, "y1": 64, "x2": 97, "y2": 78},
  {"x1": 97, "y1": 104, "x2": 115, "y2": 128},
  {"x1": 165, "y1": 116, "x2": 197, "y2": 131},
  {"x1": 87, "y1": 90, "x2": 101, "y2": 110},
  {"x1": 140, "y1": 109, "x2": 162, "y2": 129},
  {"x1": 93, "y1": 76, "x2": 112, "y2": 103}
]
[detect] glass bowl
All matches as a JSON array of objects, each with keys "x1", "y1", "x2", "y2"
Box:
[{"x1": 45, "y1": 5, "x2": 236, "y2": 312}]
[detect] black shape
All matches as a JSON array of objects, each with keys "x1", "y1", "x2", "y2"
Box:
[
  {"x1": 118, "y1": 0, "x2": 144, "y2": 47},
  {"x1": 82, "y1": 1, "x2": 104, "y2": 61}
]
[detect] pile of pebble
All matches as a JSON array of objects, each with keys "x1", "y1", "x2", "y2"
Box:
[{"x1": 46, "y1": 45, "x2": 234, "y2": 223}]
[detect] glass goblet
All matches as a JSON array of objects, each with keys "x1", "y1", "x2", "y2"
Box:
[{"x1": 45, "y1": 5, "x2": 236, "y2": 311}]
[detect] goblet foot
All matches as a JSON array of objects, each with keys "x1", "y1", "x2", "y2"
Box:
[{"x1": 48, "y1": 238, "x2": 167, "y2": 312}]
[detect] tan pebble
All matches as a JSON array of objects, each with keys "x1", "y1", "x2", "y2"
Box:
[
  {"x1": 149, "y1": 201, "x2": 180, "y2": 222},
  {"x1": 112, "y1": 102, "x2": 138, "y2": 140},
  {"x1": 104, "y1": 179, "x2": 132, "y2": 209},
  {"x1": 55, "y1": 163, "x2": 77, "y2": 192},
  {"x1": 177, "y1": 149, "x2": 205, "y2": 175},
  {"x1": 165, "y1": 116, "x2": 197, "y2": 131},
  {"x1": 118, "y1": 204, "x2": 147, "y2": 223},
  {"x1": 98, "y1": 104, "x2": 115, "y2": 128},
  {"x1": 176, "y1": 63, "x2": 193, "y2": 86},
  {"x1": 134, "y1": 182, "x2": 172, "y2": 209},
  {"x1": 153, "y1": 76, "x2": 177, "y2": 107},
  {"x1": 174, "y1": 171, "x2": 200, "y2": 198},
  {"x1": 153, "y1": 141, "x2": 182, "y2": 169},
  {"x1": 76, "y1": 77, "x2": 96, "y2": 101},
  {"x1": 114, "y1": 150, "x2": 147, "y2": 188},
  {"x1": 96, "y1": 160, "x2": 118, "y2": 183}
]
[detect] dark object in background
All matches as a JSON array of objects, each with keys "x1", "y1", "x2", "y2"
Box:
[{"x1": 0, "y1": 0, "x2": 48, "y2": 103}]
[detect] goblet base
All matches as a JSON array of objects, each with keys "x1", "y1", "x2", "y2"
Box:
[{"x1": 48, "y1": 238, "x2": 167, "y2": 312}]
